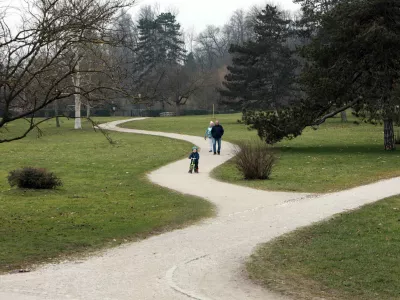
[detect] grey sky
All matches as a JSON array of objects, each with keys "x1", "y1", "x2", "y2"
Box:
[
  {"x1": 3, "y1": 0, "x2": 300, "y2": 34},
  {"x1": 133, "y1": 0, "x2": 300, "y2": 32}
]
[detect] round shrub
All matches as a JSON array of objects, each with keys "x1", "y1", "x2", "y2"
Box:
[
  {"x1": 8, "y1": 167, "x2": 62, "y2": 189},
  {"x1": 234, "y1": 140, "x2": 277, "y2": 180}
]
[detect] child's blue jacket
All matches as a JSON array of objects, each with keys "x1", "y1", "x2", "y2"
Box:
[{"x1": 189, "y1": 152, "x2": 200, "y2": 160}]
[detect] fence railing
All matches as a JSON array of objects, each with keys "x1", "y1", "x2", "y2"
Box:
[
  {"x1": 159, "y1": 112, "x2": 176, "y2": 117},
  {"x1": 22, "y1": 108, "x2": 240, "y2": 118}
]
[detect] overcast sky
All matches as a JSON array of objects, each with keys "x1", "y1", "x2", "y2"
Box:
[
  {"x1": 133, "y1": 0, "x2": 300, "y2": 32},
  {"x1": 2, "y1": 0, "x2": 300, "y2": 33}
]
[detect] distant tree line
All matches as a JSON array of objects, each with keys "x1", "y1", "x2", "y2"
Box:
[
  {"x1": 3, "y1": 0, "x2": 398, "y2": 150},
  {"x1": 0, "y1": 0, "x2": 285, "y2": 141}
]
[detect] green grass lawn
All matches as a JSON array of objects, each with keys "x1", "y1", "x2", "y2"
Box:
[
  {"x1": 122, "y1": 114, "x2": 400, "y2": 193},
  {"x1": 0, "y1": 118, "x2": 214, "y2": 273},
  {"x1": 121, "y1": 114, "x2": 400, "y2": 299},
  {"x1": 246, "y1": 195, "x2": 400, "y2": 300}
]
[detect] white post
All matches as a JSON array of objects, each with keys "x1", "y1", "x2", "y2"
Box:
[{"x1": 72, "y1": 61, "x2": 82, "y2": 129}]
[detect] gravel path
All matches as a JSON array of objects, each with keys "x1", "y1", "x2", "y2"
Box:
[{"x1": 1, "y1": 118, "x2": 400, "y2": 300}]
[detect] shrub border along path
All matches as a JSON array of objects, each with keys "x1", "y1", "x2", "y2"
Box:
[{"x1": 1, "y1": 118, "x2": 400, "y2": 300}]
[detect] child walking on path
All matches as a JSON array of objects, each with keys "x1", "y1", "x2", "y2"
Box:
[
  {"x1": 204, "y1": 121, "x2": 214, "y2": 152},
  {"x1": 188, "y1": 146, "x2": 200, "y2": 173}
]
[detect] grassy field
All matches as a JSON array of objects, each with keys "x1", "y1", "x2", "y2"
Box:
[
  {"x1": 0, "y1": 118, "x2": 213, "y2": 273},
  {"x1": 122, "y1": 114, "x2": 400, "y2": 193},
  {"x1": 246, "y1": 195, "x2": 400, "y2": 300},
  {"x1": 121, "y1": 115, "x2": 400, "y2": 299}
]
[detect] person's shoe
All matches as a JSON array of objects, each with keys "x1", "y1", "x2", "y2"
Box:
[
  {"x1": 214, "y1": 152, "x2": 216, "y2": 155},
  {"x1": 209, "y1": 150, "x2": 212, "y2": 152},
  {"x1": 218, "y1": 152, "x2": 220, "y2": 155},
  {"x1": 188, "y1": 170, "x2": 192, "y2": 174}
]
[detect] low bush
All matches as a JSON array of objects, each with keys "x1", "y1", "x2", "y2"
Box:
[
  {"x1": 234, "y1": 140, "x2": 277, "y2": 180},
  {"x1": 8, "y1": 167, "x2": 62, "y2": 189}
]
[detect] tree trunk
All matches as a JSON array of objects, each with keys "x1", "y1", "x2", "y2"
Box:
[
  {"x1": 72, "y1": 61, "x2": 82, "y2": 129},
  {"x1": 341, "y1": 110, "x2": 348, "y2": 122},
  {"x1": 54, "y1": 100, "x2": 60, "y2": 128},
  {"x1": 86, "y1": 102, "x2": 90, "y2": 118},
  {"x1": 175, "y1": 103, "x2": 181, "y2": 116},
  {"x1": 74, "y1": 94, "x2": 82, "y2": 129},
  {"x1": 384, "y1": 119, "x2": 395, "y2": 151}
]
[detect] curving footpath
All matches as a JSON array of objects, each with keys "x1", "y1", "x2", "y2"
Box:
[{"x1": 1, "y1": 118, "x2": 400, "y2": 300}]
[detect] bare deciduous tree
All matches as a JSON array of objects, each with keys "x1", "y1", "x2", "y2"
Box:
[
  {"x1": 0, "y1": 0, "x2": 134, "y2": 142},
  {"x1": 161, "y1": 65, "x2": 213, "y2": 115},
  {"x1": 224, "y1": 9, "x2": 247, "y2": 46},
  {"x1": 195, "y1": 25, "x2": 230, "y2": 70}
]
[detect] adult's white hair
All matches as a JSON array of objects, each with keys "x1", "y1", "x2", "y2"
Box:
[{"x1": 210, "y1": 121, "x2": 215, "y2": 126}]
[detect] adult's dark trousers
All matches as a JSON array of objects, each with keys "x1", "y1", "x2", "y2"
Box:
[{"x1": 213, "y1": 138, "x2": 221, "y2": 153}]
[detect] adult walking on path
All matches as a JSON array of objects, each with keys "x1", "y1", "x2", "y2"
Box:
[
  {"x1": 211, "y1": 120, "x2": 224, "y2": 155},
  {"x1": 204, "y1": 121, "x2": 215, "y2": 152}
]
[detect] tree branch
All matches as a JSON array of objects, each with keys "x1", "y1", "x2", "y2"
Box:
[{"x1": 312, "y1": 98, "x2": 360, "y2": 126}]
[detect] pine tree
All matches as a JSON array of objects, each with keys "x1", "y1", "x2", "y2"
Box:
[
  {"x1": 156, "y1": 13, "x2": 186, "y2": 64},
  {"x1": 253, "y1": 0, "x2": 400, "y2": 149},
  {"x1": 221, "y1": 5, "x2": 298, "y2": 112},
  {"x1": 136, "y1": 16, "x2": 160, "y2": 70},
  {"x1": 136, "y1": 11, "x2": 189, "y2": 109},
  {"x1": 294, "y1": 0, "x2": 340, "y2": 37},
  {"x1": 137, "y1": 12, "x2": 186, "y2": 70}
]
